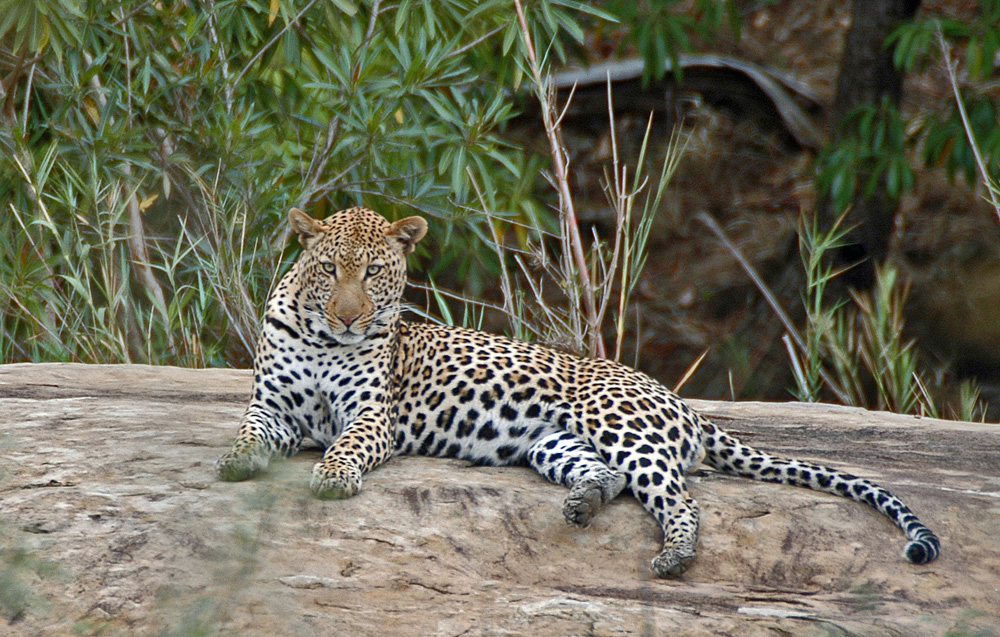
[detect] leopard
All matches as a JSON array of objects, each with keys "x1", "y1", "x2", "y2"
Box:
[{"x1": 216, "y1": 205, "x2": 940, "y2": 578}]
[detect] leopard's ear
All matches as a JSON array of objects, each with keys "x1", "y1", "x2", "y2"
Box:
[
  {"x1": 386, "y1": 216, "x2": 427, "y2": 256},
  {"x1": 288, "y1": 208, "x2": 325, "y2": 251}
]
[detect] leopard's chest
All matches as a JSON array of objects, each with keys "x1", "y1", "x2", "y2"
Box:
[{"x1": 258, "y1": 323, "x2": 398, "y2": 447}]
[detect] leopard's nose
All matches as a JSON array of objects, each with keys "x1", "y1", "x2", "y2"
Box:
[{"x1": 339, "y1": 314, "x2": 360, "y2": 327}]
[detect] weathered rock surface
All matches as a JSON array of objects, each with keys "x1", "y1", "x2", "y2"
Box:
[{"x1": 0, "y1": 363, "x2": 997, "y2": 636}]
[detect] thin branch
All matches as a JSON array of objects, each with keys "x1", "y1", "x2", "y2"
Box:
[
  {"x1": 597, "y1": 76, "x2": 628, "y2": 361},
  {"x1": 443, "y1": 24, "x2": 506, "y2": 61},
  {"x1": 228, "y1": 0, "x2": 322, "y2": 104},
  {"x1": 552, "y1": 82, "x2": 578, "y2": 129},
  {"x1": 938, "y1": 29, "x2": 1000, "y2": 224},
  {"x1": 119, "y1": 7, "x2": 133, "y2": 124},
  {"x1": 205, "y1": 0, "x2": 232, "y2": 113},
  {"x1": 696, "y1": 211, "x2": 851, "y2": 404},
  {"x1": 453, "y1": 203, "x2": 560, "y2": 240},
  {"x1": 354, "y1": 0, "x2": 383, "y2": 75},
  {"x1": 468, "y1": 167, "x2": 519, "y2": 324},
  {"x1": 407, "y1": 281, "x2": 509, "y2": 316},
  {"x1": 673, "y1": 348, "x2": 708, "y2": 394},
  {"x1": 113, "y1": 0, "x2": 155, "y2": 26},
  {"x1": 362, "y1": 0, "x2": 383, "y2": 48},
  {"x1": 82, "y1": 50, "x2": 175, "y2": 352},
  {"x1": 299, "y1": 117, "x2": 342, "y2": 205},
  {"x1": 512, "y1": 253, "x2": 578, "y2": 344},
  {"x1": 513, "y1": 0, "x2": 604, "y2": 357}
]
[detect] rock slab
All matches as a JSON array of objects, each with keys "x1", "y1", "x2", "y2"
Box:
[{"x1": 1, "y1": 363, "x2": 998, "y2": 635}]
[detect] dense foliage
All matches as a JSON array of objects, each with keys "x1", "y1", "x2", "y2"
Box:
[
  {"x1": 818, "y1": 1, "x2": 1000, "y2": 217},
  {"x1": 0, "y1": 0, "x2": 742, "y2": 367},
  {"x1": 1, "y1": 1, "x2": 997, "y2": 419},
  {"x1": 0, "y1": 0, "x2": 598, "y2": 365}
]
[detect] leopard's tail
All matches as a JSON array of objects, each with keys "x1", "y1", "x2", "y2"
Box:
[{"x1": 699, "y1": 419, "x2": 940, "y2": 565}]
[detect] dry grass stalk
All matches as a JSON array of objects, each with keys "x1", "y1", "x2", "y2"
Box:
[{"x1": 513, "y1": 0, "x2": 604, "y2": 357}]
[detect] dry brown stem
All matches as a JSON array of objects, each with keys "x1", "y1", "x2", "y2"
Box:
[{"x1": 513, "y1": 0, "x2": 604, "y2": 357}]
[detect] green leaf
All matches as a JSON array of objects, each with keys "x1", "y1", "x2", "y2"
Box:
[
  {"x1": 331, "y1": 0, "x2": 358, "y2": 16},
  {"x1": 394, "y1": 0, "x2": 413, "y2": 34},
  {"x1": 552, "y1": 0, "x2": 618, "y2": 23}
]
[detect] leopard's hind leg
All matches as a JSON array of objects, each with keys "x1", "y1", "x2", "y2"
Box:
[
  {"x1": 527, "y1": 431, "x2": 627, "y2": 527},
  {"x1": 573, "y1": 382, "x2": 709, "y2": 578},
  {"x1": 629, "y1": 469, "x2": 702, "y2": 577}
]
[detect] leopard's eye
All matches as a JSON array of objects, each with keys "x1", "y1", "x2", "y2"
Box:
[
  {"x1": 366, "y1": 264, "x2": 383, "y2": 277},
  {"x1": 321, "y1": 262, "x2": 336, "y2": 276}
]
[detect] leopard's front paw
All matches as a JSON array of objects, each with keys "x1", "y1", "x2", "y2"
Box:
[
  {"x1": 215, "y1": 449, "x2": 269, "y2": 482},
  {"x1": 310, "y1": 460, "x2": 363, "y2": 499}
]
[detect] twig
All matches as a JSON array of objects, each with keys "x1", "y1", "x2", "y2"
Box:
[
  {"x1": 228, "y1": 0, "x2": 322, "y2": 105},
  {"x1": 444, "y1": 24, "x2": 506, "y2": 61},
  {"x1": 112, "y1": 0, "x2": 155, "y2": 26},
  {"x1": 205, "y1": 0, "x2": 232, "y2": 113},
  {"x1": 82, "y1": 50, "x2": 175, "y2": 352},
  {"x1": 362, "y1": 0, "x2": 382, "y2": 50},
  {"x1": 782, "y1": 334, "x2": 809, "y2": 398},
  {"x1": 696, "y1": 211, "x2": 850, "y2": 403},
  {"x1": 468, "y1": 167, "x2": 519, "y2": 324},
  {"x1": 599, "y1": 75, "x2": 629, "y2": 362},
  {"x1": 353, "y1": 0, "x2": 384, "y2": 82},
  {"x1": 299, "y1": 118, "x2": 343, "y2": 204},
  {"x1": 407, "y1": 281, "x2": 509, "y2": 316},
  {"x1": 119, "y1": 7, "x2": 133, "y2": 123},
  {"x1": 513, "y1": 0, "x2": 604, "y2": 358},
  {"x1": 938, "y1": 29, "x2": 1000, "y2": 224}
]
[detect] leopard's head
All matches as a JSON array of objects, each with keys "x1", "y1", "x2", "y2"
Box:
[{"x1": 289, "y1": 206, "x2": 426, "y2": 344}]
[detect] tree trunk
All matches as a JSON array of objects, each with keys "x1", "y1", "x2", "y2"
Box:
[{"x1": 826, "y1": 0, "x2": 921, "y2": 289}]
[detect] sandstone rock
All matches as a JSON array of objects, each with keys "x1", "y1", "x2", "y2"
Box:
[{"x1": 0, "y1": 363, "x2": 997, "y2": 635}]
